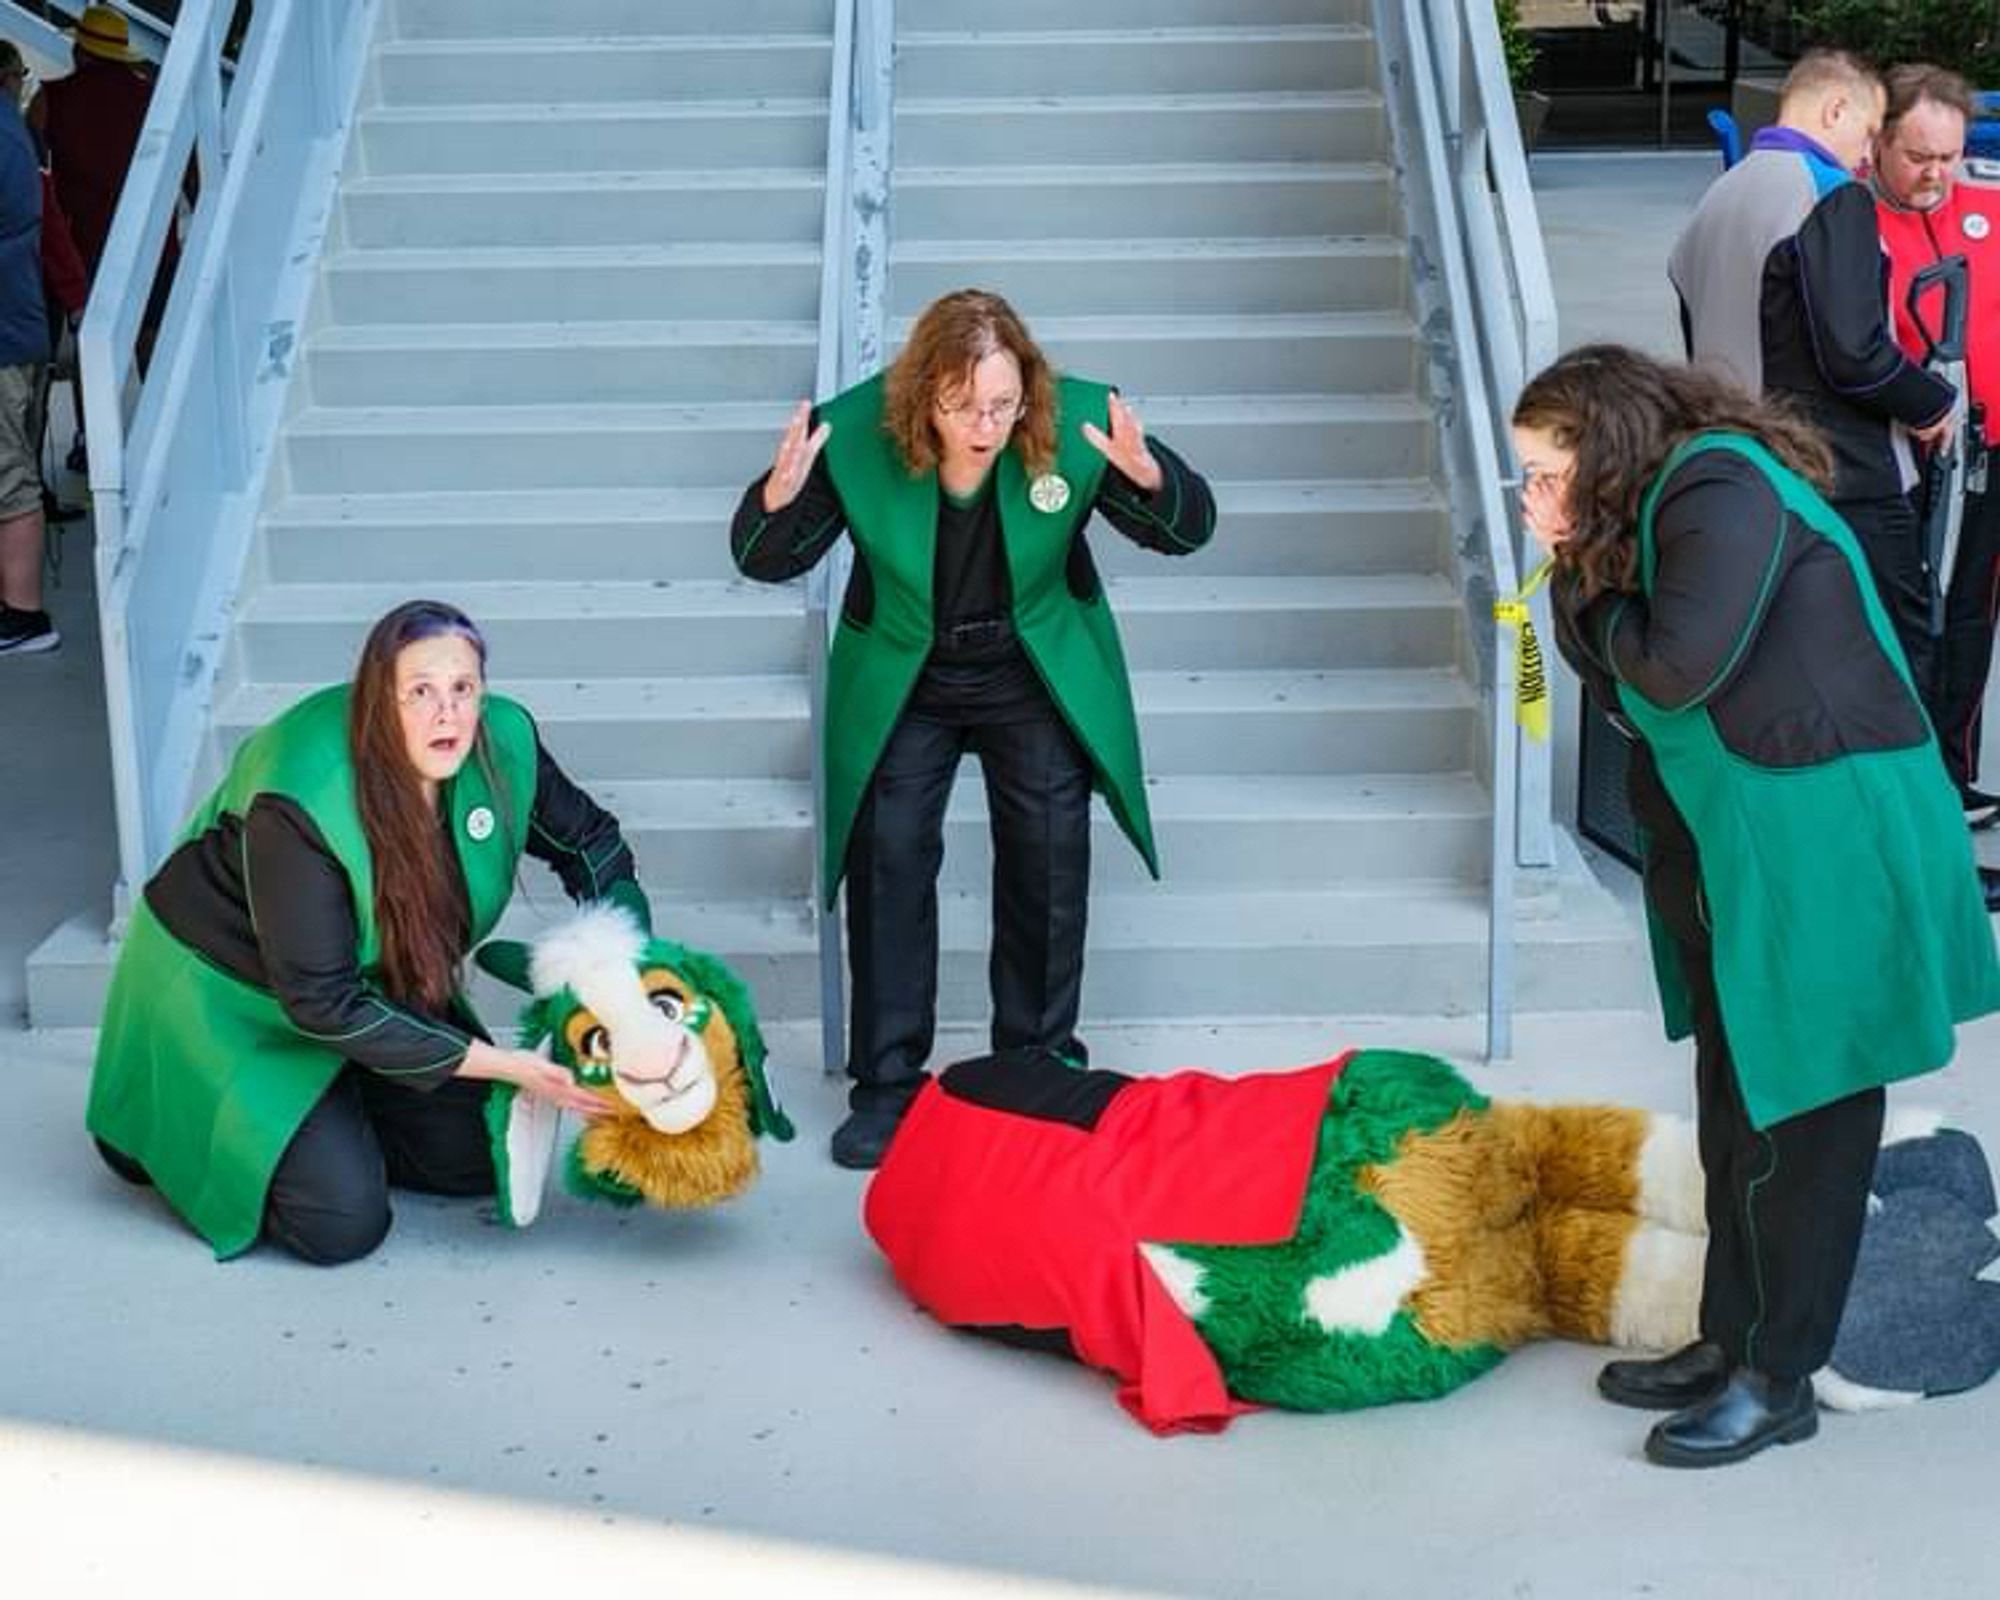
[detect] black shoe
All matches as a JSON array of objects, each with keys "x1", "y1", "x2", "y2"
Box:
[
  {"x1": 1981, "y1": 867, "x2": 2000, "y2": 915},
  {"x1": 0, "y1": 605, "x2": 59, "y2": 655},
  {"x1": 830, "y1": 1102, "x2": 911, "y2": 1171},
  {"x1": 1965, "y1": 788, "x2": 2000, "y2": 832},
  {"x1": 1598, "y1": 1339, "x2": 1729, "y2": 1410},
  {"x1": 1644, "y1": 1369, "x2": 1818, "y2": 1468}
]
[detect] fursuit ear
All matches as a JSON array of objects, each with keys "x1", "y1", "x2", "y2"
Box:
[{"x1": 475, "y1": 938, "x2": 536, "y2": 993}]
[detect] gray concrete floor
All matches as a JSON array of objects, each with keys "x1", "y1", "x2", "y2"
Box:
[{"x1": 7, "y1": 154, "x2": 2000, "y2": 1596}]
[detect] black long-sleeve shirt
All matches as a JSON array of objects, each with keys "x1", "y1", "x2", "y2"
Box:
[
  {"x1": 731, "y1": 435, "x2": 1216, "y2": 617},
  {"x1": 146, "y1": 739, "x2": 636, "y2": 1089},
  {"x1": 733, "y1": 432, "x2": 1214, "y2": 717},
  {"x1": 1669, "y1": 136, "x2": 1954, "y2": 501},
  {"x1": 1554, "y1": 449, "x2": 1929, "y2": 855}
]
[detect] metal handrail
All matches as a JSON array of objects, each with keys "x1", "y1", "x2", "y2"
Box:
[
  {"x1": 807, "y1": 0, "x2": 859, "y2": 1077},
  {"x1": 804, "y1": 0, "x2": 893, "y2": 1074},
  {"x1": 78, "y1": 0, "x2": 374, "y2": 922},
  {"x1": 0, "y1": 2, "x2": 76, "y2": 69},
  {"x1": 1376, "y1": 0, "x2": 1560, "y2": 1060}
]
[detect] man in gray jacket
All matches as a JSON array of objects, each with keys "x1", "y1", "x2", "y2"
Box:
[{"x1": 1670, "y1": 49, "x2": 1954, "y2": 704}]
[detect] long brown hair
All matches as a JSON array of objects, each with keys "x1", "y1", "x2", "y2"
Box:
[
  {"x1": 882, "y1": 288, "x2": 1059, "y2": 478},
  {"x1": 348, "y1": 600, "x2": 487, "y2": 1012},
  {"x1": 1511, "y1": 344, "x2": 1835, "y2": 600}
]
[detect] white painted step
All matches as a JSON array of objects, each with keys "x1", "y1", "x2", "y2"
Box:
[
  {"x1": 325, "y1": 244, "x2": 824, "y2": 323},
  {"x1": 1003, "y1": 310, "x2": 1420, "y2": 397},
  {"x1": 570, "y1": 770, "x2": 1489, "y2": 897},
  {"x1": 306, "y1": 321, "x2": 819, "y2": 408},
  {"x1": 230, "y1": 579, "x2": 808, "y2": 680},
  {"x1": 374, "y1": 36, "x2": 832, "y2": 106},
  {"x1": 889, "y1": 237, "x2": 1408, "y2": 316},
  {"x1": 258, "y1": 479, "x2": 1448, "y2": 585},
  {"x1": 393, "y1": 0, "x2": 835, "y2": 39},
  {"x1": 340, "y1": 171, "x2": 825, "y2": 250},
  {"x1": 911, "y1": 0, "x2": 1370, "y2": 26},
  {"x1": 895, "y1": 28, "x2": 1378, "y2": 98},
  {"x1": 283, "y1": 400, "x2": 798, "y2": 493},
  {"x1": 896, "y1": 91, "x2": 1384, "y2": 167},
  {"x1": 890, "y1": 161, "x2": 1395, "y2": 241},
  {"x1": 359, "y1": 101, "x2": 829, "y2": 176},
  {"x1": 1110, "y1": 394, "x2": 1434, "y2": 479},
  {"x1": 259, "y1": 489, "x2": 750, "y2": 582}
]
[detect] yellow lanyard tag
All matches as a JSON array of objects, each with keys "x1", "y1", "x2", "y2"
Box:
[{"x1": 1493, "y1": 559, "x2": 1553, "y2": 742}]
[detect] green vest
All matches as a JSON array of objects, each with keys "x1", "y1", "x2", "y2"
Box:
[
  {"x1": 86, "y1": 686, "x2": 540, "y2": 1257},
  {"x1": 814, "y1": 372, "x2": 1158, "y2": 905},
  {"x1": 1621, "y1": 434, "x2": 2000, "y2": 1127}
]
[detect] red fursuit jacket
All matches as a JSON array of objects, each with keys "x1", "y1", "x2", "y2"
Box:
[{"x1": 863, "y1": 1049, "x2": 1346, "y2": 1434}]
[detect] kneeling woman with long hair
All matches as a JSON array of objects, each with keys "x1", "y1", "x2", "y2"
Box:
[
  {"x1": 88, "y1": 600, "x2": 647, "y2": 1264},
  {"x1": 1513, "y1": 345, "x2": 2000, "y2": 1466}
]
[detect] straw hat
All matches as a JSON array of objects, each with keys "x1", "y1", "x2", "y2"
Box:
[{"x1": 73, "y1": 4, "x2": 144, "y2": 65}]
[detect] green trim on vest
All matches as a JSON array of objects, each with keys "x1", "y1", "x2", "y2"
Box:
[
  {"x1": 86, "y1": 687, "x2": 542, "y2": 1257},
  {"x1": 813, "y1": 372, "x2": 1159, "y2": 906},
  {"x1": 1620, "y1": 433, "x2": 2000, "y2": 1126}
]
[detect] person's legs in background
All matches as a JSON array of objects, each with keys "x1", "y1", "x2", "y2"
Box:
[
  {"x1": 1842, "y1": 492, "x2": 1937, "y2": 713},
  {"x1": 0, "y1": 360, "x2": 55, "y2": 655},
  {"x1": 1935, "y1": 486, "x2": 2000, "y2": 824}
]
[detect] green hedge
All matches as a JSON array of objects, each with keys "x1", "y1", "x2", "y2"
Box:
[{"x1": 1796, "y1": 0, "x2": 2000, "y2": 83}]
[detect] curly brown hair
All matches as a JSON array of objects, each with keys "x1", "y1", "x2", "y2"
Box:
[
  {"x1": 1511, "y1": 345, "x2": 1835, "y2": 600},
  {"x1": 882, "y1": 289, "x2": 1059, "y2": 478}
]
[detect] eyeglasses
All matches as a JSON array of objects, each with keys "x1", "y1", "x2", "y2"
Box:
[
  {"x1": 936, "y1": 395, "x2": 1025, "y2": 428},
  {"x1": 397, "y1": 679, "x2": 483, "y2": 714}
]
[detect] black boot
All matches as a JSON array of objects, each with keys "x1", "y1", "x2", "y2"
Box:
[
  {"x1": 1597, "y1": 1339, "x2": 1728, "y2": 1410},
  {"x1": 1644, "y1": 1369, "x2": 1818, "y2": 1468},
  {"x1": 830, "y1": 1088, "x2": 922, "y2": 1171}
]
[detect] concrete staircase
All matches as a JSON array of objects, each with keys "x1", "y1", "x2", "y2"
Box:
[
  {"x1": 210, "y1": 0, "x2": 835, "y2": 1024},
  {"x1": 888, "y1": 0, "x2": 1639, "y2": 1027},
  {"x1": 28, "y1": 0, "x2": 1644, "y2": 1036}
]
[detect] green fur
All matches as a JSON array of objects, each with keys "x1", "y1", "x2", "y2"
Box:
[
  {"x1": 565, "y1": 1137, "x2": 644, "y2": 1207},
  {"x1": 1168, "y1": 1049, "x2": 1502, "y2": 1410},
  {"x1": 636, "y1": 934, "x2": 793, "y2": 1142},
  {"x1": 505, "y1": 930, "x2": 795, "y2": 1145}
]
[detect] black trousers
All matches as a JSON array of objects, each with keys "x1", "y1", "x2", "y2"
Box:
[
  {"x1": 1841, "y1": 492, "x2": 1941, "y2": 721},
  {"x1": 843, "y1": 684, "x2": 1093, "y2": 1114},
  {"x1": 1647, "y1": 846, "x2": 1884, "y2": 1381},
  {"x1": 1931, "y1": 487, "x2": 2000, "y2": 790},
  {"x1": 263, "y1": 1067, "x2": 495, "y2": 1265}
]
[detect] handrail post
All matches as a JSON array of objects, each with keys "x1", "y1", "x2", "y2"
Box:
[
  {"x1": 1380, "y1": 0, "x2": 1560, "y2": 1059},
  {"x1": 807, "y1": 0, "x2": 894, "y2": 1075},
  {"x1": 72, "y1": 0, "x2": 376, "y2": 963}
]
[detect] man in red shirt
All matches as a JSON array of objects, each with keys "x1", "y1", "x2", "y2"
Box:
[
  {"x1": 36, "y1": 5, "x2": 154, "y2": 278},
  {"x1": 1875, "y1": 64, "x2": 2000, "y2": 838}
]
